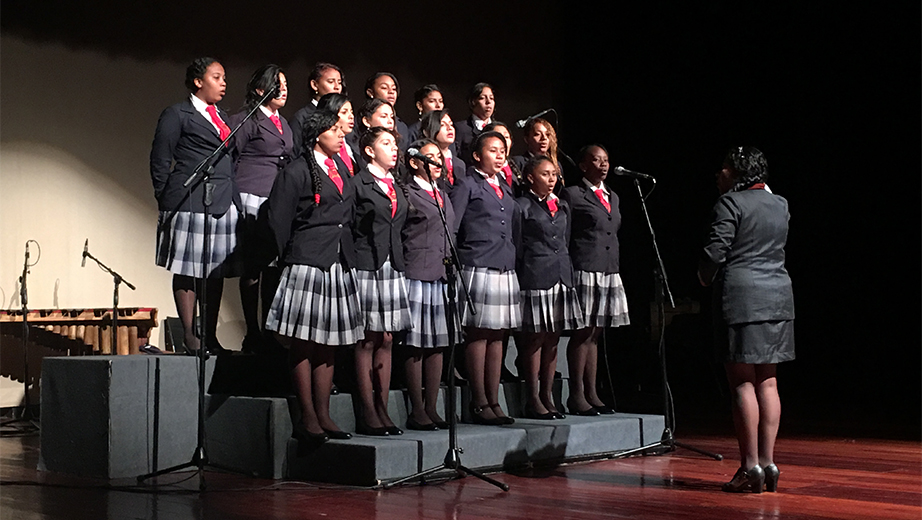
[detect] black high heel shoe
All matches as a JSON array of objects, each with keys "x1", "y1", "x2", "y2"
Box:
[
  {"x1": 722, "y1": 466, "x2": 765, "y2": 493},
  {"x1": 763, "y1": 463, "x2": 780, "y2": 492}
]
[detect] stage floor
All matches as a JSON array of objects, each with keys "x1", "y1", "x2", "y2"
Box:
[{"x1": 1, "y1": 433, "x2": 919, "y2": 520}]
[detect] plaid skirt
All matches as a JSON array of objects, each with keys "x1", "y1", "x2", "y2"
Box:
[
  {"x1": 520, "y1": 282, "x2": 586, "y2": 333},
  {"x1": 460, "y1": 267, "x2": 522, "y2": 330},
  {"x1": 156, "y1": 210, "x2": 238, "y2": 278},
  {"x1": 575, "y1": 270, "x2": 630, "y2": 328},
  {"x1": 354, "y1": 259, "x2": 413, "y2": 333},
  {"x1": 266, "y1": 262, "x2": 364, "y2": 346},
  {"x1": 406, "y1": 278, "x2": 463, "y2": 349}
]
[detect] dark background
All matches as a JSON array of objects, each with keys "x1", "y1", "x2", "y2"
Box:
[{"x1": 2, "y1": 1, "x2": 919, "y2": 438}]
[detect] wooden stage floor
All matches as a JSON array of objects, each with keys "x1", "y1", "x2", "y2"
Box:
[{"x1": 1, "y1": 433, "x2": 919, "y2": 520}]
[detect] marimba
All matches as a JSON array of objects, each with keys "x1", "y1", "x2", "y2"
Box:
[{"x1": 0, "y1": 308, "x2": 158, "y2": 355}]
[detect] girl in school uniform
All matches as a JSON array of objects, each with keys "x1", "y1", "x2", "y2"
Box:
[
  {"x1": 229, "y1": 64, "x2": 293, "y2": 353},
  {"x1": 290, "y1": 62, "x2": 344, "y2": 156},
  {"x1": 316, "y1": 93, "x2": 356, "y2": 177},
  {"x1": 150, "y1": 57, "x2": 237, "y2": 355},
  {"x1": 401, "y1": 138, "x2": 458, "y2": 430},
  {"x1": 515, "y1": 156, "x2": 585, "y2": 419},
  {"x1": 560, "y1": 144, "x2": 630, "y2": 416},
  {"x1": 420, "y1": 109, "x2": 466, "y2": 192},
  {"x1": 406, "y1": 84, "x2": 444, "y2": 143},
  {"x1": 485, "y1": 121, "x2": 525, "y2": 199},
  {"x1": 266, "y1": 109, "x2": 362, "y2": 443},
  {"x1": 352, "y1": 127, "x2": 413, "y2": 436},
  {"x1": 349, "y1": 98, "x2": 397, "y2": 171},
  {"x1": 449, "y1": 131, "x2": 520, "y2": 426},
  {"x1": 364, "y1": 72, "x2": 410, "y2": 152}
]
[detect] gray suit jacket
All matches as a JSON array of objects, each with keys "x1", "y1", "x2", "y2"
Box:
[{"x1": 699, "y1": 188, "x2": 794, "y2": 325}]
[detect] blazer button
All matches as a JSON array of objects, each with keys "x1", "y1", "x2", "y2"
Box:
[
  {"x1": 554, "y1": 249, "x2": 559, "y2": 253},
  {"x1": 501, "y1": 220, "x2": 505, "y2": 225},
  {"x1": 606, "y1": 246, "x2": 610, "y2": 250},
  {"x1": 338, "y1": 224, "x2": 343, "y2": 228},
  {"x1": 500, "y1": 207, "x2": 505, "y2": 211},
  {"x1": 607, "y1": 232, "x2": 612, "y2": 235},
  {"x1": 552, "y1": 235, "x2": 557, "y2": 239}
]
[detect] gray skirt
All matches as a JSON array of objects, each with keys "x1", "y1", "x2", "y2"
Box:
[
  {"x1": 520, "y1": 282, "x2": 586, "y2": 333},
  {"x1": 717, "y1": 319, "x2": 795, "y2": 364},
  {"x1": 575, "y1": 271, "x2": 630, "y2": 328},
  {"x1": 266, "y1": 262, "x2": 364, "y2": 346},
  {"x1": 406, "y1": 278, "x2": 462, "y2": 349},
  {"x1": 354, "y1": 259, "x2": 413, "y2": 333},
  {"x1": 460, "y1": 266, "x2": 522, "y2": 330},
  {"x1": 156, "y1": 209, "x2": 238, "y2": 278}
]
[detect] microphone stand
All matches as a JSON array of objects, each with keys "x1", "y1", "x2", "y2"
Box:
[
  {"x1": 1, "y1": 241, "x2": 40, "y2": 435},
  {"x1": 138, "y1": 86, "x2": 276, "y2": 490},
  {"x1": 384, "y1": 163, "x2": 509, "y2": 491},
  {"x1": 613, "y1": 179, "x2": 721, "y2": 461},
  {"x1": 82, "y1": 247, "x2": 136, "y2": 353}
]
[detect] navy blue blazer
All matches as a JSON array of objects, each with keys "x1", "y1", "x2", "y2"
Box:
[
  {"x1": 402, "y1": 181, "x2": 456, "y2": 282},
  {"x1": 561, "y1": 182, "x2": 622, "y2": 273},
  {"x1": 289, "y1": 102, "x2": 317, "y2": 158},
  {"x1": 699, "y1": 189, "x2": 794, "y2": 325},
  {"x1": 449, "y1": 171, "x2": 517, "y2": 271},
  {"x1": 440, "y1": 154, "x2": 468, "y2": 195},
  {"x1": 345, "y1": 132, "x2": 368, "y2": 172},
  {"x1": 515, "y1": 193, "x2": 574, "y2": 290},
  {"x1": 150, "y1": 98, "x2": 237, "y2": 214},
  {"x1": 453, "y1": 115, "x2": 482, "y2": 164},
  {"x1": 229, "y1": 109, "x2": 293, "y2": 197},
  {"x1": 395, "y1": 116, "x2": 411, "y2": 154},
  {"x1": 352, "y1": 167, "x2": 408, "y2": 272},
  {"x1": 267, "y1": 154, "x2": 356, "y2": 270}
]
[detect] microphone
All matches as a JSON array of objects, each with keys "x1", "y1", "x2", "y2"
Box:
[
  {"x1": 82, "y1": 239, "x2": 89, "y2": 268},
  {"x1": 408, "y1": 148, "x2": 444, "y2": 169},
  {"x1": 515, "y1": 108, "x2": 553, "y2": 128},
  {"x1": 613, "y1": 166, "x2": 656, "y2": 182}
]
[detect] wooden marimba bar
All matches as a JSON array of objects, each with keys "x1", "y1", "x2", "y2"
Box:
[{"x1": 0, "y1": 308, "x2": 158, "y2": 355}]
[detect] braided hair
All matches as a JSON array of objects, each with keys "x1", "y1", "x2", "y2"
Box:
[
  {"x1": 725, "y1": 146, "x2": 769, "y2": 191},
  {"x1": 301, "y1": 109, "x2": 342, "y2": 206}
]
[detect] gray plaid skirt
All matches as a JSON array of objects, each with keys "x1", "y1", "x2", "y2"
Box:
[
  {"x1": 575, "y1": 271, "x2": 630, "y2": 328},
  {"x1": 354, "y1": 259, "x2": 413, "y2": 333},
  {"x1": 520, "y1": 282, "x2": 587, "y2": 333},
  {"x1": 460, "y1": 267, "x2": 522, "y2": 330},
  {"x1": 406, "y1": 278, "x2": 463, "y2": 349},
  {"x1": 156, "y1": 210, "x2": 238, "y2": 278},
  {"x1": 266, "y1": 262, "x2": 364, "y2": 346}
]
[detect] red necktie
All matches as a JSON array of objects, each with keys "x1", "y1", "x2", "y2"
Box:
[
  {"x1": 380, "y1": 177, "x2": 397, "y2": 217},
  {"x1": 425, "y1": 189, "x2": 444, "y2": 207},
  {"x1": 206, "y1": 105, "x2": 231, "y2": 143},
  {"x1": 445, "y1": 156, "x2": 454, "y2": 185},
  {"x1": 269, "y1": 113, "x2": 283, "y2": 134},
  {"x1": 594, "y1": 189, "x2": 611, "y2": 213},
  {"x1": 489, "y1": 180, "x2": 503, "y2": 199},
  {"x1": 339, "y1": 144, "x2": 354, "y2": 175},
  {"x1": 324, "y1": 158, "x2": 344, "y2": 194},
  {"x1": 547, "y1": 198, "x2": 558, "y2": 217},
  {"x1": 502, "y1": 164, "x2": 514, "y2": 186}
]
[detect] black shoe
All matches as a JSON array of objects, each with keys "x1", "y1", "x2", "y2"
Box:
[
  {"x1": 551, "y1": 411, "x2": 566, "y2": 420},
  {"x1": 524, "y1": 407, "x2": 557, "y2": 420},
  {"x1": 406, "y1": 417, "x2": 439, "y2": 431},
  {"x1": 385, "y1": 426, "x2": 404, "y2": 436},
  {"x1": 469, "y1": 404, "x2": 505, "y2": 426},
  {"x1": 355, "y1": 425, "x2": 390, "y2": 436},
  {"x1": 722, "y1": 466, "x2": 765, "y2": 493},
  {"x1": 489, "y1": 404, "x2": 515, "y2": 424},
  {"x1": 427, "y1": 413, "x2": 450, "y2": 429},
  {"x1": 292, "y1": 424, "x2": 329, "y2": 444},
  {"x1": 763, "y1": 463, "x2": 780, "y2": 492},
  {"x1": 331, "y1": 384, "x2": 340, "y2": 395},
  {"x1": 592, "y1": 405, "x2": 616, "y2": 415},
  {"x1": 567, "y1": 399, "x2": 600, "y2": 416},
  {"x1": 323, "y1": 429, "x2": 353, "y2": 440}
]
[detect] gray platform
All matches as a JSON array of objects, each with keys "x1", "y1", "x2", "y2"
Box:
[{"x1": 40, "y1": 356, "x2": 664, "y2": 485}]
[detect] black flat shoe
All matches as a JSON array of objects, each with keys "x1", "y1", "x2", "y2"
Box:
[
  {"x1": 722, "y1": 466, "x2": 765, "y2": 493},
  {"x1": 355, "y1": 425, "x2": 390, "y2": 436},
  {"x1": 524, "y1": 407, "x2": 557, "y2": 420},
  {"x1": 551, "y1": 411, "x2": 566, "y2": 420},
  {"x1": 469, "y1": 404, "x2": 505, "y2": 426},
  {"x1": 763, "y1": 463, "x2": 780, "y2": 492},
  {"x1": 323, "y1": 429, "x2": 352, "y2": 440},
  {"x1": 292, "y1": 424, "x2": 329, "y2": 444},
  {"x1": 591, "y1": 405, "x2": 615, "y2": 415},
  {"x1": 406, "y1": 417, "x2": 439, "y2": 431},
  {"x1": 386, "y1": 426, "x2": 404, "y2": 436},
  {"x1": 427, "y1": 414, "x2": 450, "y2": 429},
  {"x1": 567, "y1": 399, "x2": 600, "y2": 416},
  {"x1": 489, "y1": 404, "x2": 515, "y2": 424}
]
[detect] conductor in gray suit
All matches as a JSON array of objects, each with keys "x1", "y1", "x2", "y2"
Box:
[{"x1": 699, "y1": 146, "x2": 794, "y2": 494}]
